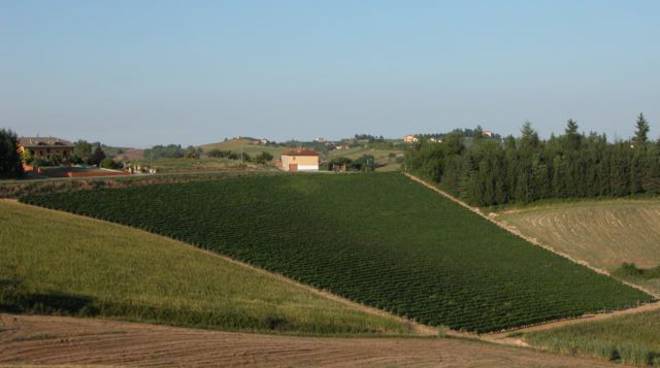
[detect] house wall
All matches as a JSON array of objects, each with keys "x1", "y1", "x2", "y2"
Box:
[
  {"x1": 281, "y1": 155, "x2": 319, "y2": 171},
  {"x1": 20, "y1": 146, "x2": 73, "y2": 160}
]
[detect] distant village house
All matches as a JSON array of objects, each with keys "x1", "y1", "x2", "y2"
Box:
[
  {"x1": 281, "y1": 149, "x2": 319, "y2": 172},
  {"x1": 403, "y1": 134, "x2": 418, "y2": 144},
  {"x1": 18, "y1": 137, "x2": 74, "y2": 161}
]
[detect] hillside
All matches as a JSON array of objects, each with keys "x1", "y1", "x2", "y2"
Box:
[
  {"x1": 0, "y1": 200, "x2": 414, "y2": 335},
  {"x1": 327, "y1": 144, "x2": 404, "y2": 171},
  {"x1": 22, "y1": 173, "x2": 653, "y2": 333},
  {"x1": 200, "y1": 138, "x2": 285, "y2": 158},
  {"x1": 498, "y1": 200, "x2": 660, "y2": 295}
]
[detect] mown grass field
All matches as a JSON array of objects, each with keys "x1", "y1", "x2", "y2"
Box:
[
  {"x1": 327, "y1": 145, "x2": 404, "y2": 171},
  {"x1": 22, "y1": 173, "x2": 653, "y2": 333},
  {"x1": 497, "y1": 200, "x2": 660, "y2": 295},
  {"x1": 0, "y1": 200, "x2": 412, "y2": 335},
  {"x1": 131, "y1": 156, "x2": 269, "y2": 173},
  {"x1": 525, "y1": 309, "x2": 660, "y2": 366},
  {"x1": 200, "y1": 139, "x2": 286, "y2": 158}
]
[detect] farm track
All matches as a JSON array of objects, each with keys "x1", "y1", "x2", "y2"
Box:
[
  {"x1": 404, "y1": 173, "x2": 660, "y2": 339},
  {"x1": 0, "y1": 314, "x2": 624, "y2": 368},
  {"x1": 0, "y1": 198, "x2": 436, "y2": 337}
]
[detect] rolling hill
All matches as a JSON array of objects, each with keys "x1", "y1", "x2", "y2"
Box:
[
  {"x1": 0, "y1": 200, "x2": 415, "y2": 335},
  {"x1": 22, "y1": 173, "x2": 653, "y2": 333}
]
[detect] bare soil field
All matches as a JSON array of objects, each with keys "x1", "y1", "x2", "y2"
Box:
[
  {"x1": 497, "y1": 200, "x2": 660, "y2": 295},
  {"x1": 0, "y1": 314, "x2": 622, "y2": 368}
]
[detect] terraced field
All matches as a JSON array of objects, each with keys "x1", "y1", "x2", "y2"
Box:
[
  {"x1": 23, "y1": 173, "x2": 654, "y2": 332},
  {"x1": 498, "y1": 200, "x2": 660, "y2": 295}
]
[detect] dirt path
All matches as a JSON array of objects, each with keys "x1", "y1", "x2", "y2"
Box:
[{"x1": 0, "y1": 314, "x2": 624, "y2": 368}]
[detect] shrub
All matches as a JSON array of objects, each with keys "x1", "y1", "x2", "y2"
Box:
[{"x1": 100, "y1": 158, "x2": 122, "y2": 170}]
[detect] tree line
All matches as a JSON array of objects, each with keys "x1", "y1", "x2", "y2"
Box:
[{"x1": 405, "y1": 114, "x2": 660, "y2": 206}]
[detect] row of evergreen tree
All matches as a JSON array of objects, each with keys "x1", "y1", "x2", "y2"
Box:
[{"x1": 405, "y1": 114, "x2": 660, "y2": 206}]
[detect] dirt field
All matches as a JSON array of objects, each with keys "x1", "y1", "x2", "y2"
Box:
[
  {"x1": 497, "y1": 199, "x2": 660, "y2": 295},
  {"x1": 0, "y1": 314, "x2": 623, "y2": 368}
]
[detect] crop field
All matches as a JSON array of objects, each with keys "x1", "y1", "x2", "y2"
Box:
[
  {"x1": 498, "y1": 200, "x2": 660, "y2": 295},
  {"x1": 23, "y1": 173, "x2": 654, "y2": 333},
  {"x1": 525, "y1": 309, "x2": 660, "y2": 366},
  {"x1": 0, "y1": 200, "x2": 410, "y2": 335}
]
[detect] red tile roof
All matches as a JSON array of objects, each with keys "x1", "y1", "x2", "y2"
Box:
[{"x1": 282, "y1": 148, "x2": 319, "y2": 157}]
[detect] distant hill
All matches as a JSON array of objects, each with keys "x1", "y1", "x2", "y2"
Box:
[{"x1": 200, "y1": 138, "x2": 285, "y2": 158}]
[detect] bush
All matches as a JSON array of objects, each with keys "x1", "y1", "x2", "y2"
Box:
[
  {"x1": 100, "y1": 158, "x2": 122, "y2": 170},
  {"x1": 255, "y1": 151, "x2": 274, "y2": 164},
  {"x1": 207, "y1": 149, "x2": 232, "y2": 158}
]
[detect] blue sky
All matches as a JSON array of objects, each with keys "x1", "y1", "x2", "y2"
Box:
[{"x1": 1, "y1": 1, "x2": 659, "y2": 147}]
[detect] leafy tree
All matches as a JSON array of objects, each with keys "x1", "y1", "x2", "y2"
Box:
[
  {"x1": 328, "y1": 157, "x2": 352, "y2": 171},
  {"x1": 143, "y1": 144, "x2": 185, "y2": 160},
  {"x1": 184, "y1": 146, "x2": 202, "y2": 159},
  {"x1": 89, "y1": 145, "x2": 106, "y2": 166},
  {"x1": 239, "y1": 152, "x2": 252, "y2": 162},
  {"x1": 73, "y1": 140, "x2": 93, "y2": 164},
  {"x1": 100, "y1": 157, "x2": 122, "y2": 170},
  {"x1": 0, "y1": 129, "x2": 23, "y2": 179},
  {"x1": 351, "y1": 155, "x2": 376, "y2": 172}
]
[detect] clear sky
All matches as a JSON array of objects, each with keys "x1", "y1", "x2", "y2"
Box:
[{"x1": 1, "y1": 1, "x2": 659, "y2": 147}]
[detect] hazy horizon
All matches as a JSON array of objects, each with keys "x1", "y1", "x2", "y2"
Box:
[{"x1": 2, "y1": 1, "x2": 659, "y2": 148}]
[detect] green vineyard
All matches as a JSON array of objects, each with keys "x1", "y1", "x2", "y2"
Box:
[{"x1": 23, "y1": 173, "x2": 654, "y2": 332}]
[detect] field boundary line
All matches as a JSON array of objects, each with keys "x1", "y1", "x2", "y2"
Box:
[
  {"x1": 403, "y1": 173, "x2": 659, "y2": 299},
  {"x1": 2, "y1": 199, "x2": 438, "y2": 337}
]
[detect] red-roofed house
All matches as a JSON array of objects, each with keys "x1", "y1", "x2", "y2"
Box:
[{"x1": 281, "y1": 149, "x2": 319, "y2": 172}]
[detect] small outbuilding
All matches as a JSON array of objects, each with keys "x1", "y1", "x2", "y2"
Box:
[{"x1": 281, "y1": 149, "x2": 319, "y2": 172}]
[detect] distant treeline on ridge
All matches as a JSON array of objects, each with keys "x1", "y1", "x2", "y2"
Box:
[{"x1": 405, "y1": 114, "x2": 660, "y2": 206}]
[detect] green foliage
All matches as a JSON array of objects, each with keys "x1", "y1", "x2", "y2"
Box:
[
  {"x1": 255, "y1": 151, "x2": 274, "y2": 164},
  {"x1": 351, "y1": 154, "x2": 376, "y2": 172},
  {"x1": 144, "y1": 144, "x2": 185, "y2": 160},
  {"x1": 328, "y1": 157, "x2": 352, "y2": 171},
  {"x1": 73, "y1": 140, "x2": 93, "y2": 164},
  {"x1": 184, "y1": 146, "x2": 203, "y2": 159},
  {"x1": 614, "y1": 263, "x2": 660, "y2": 280},
  {"x1": 0, "y1": 200, "x2": 409, "y2": 335},
  {"x1": 525, "y1": 310, "x2": 660, "y2": 367},
  {"x1": 100, "y1": 158, "x2": 122, "y2": 170},
  {"x1": 0, "y1": 129, "x2": 24, "y2": 179},
  {"x1": 406, "y1": 116, "x2": 660, "y2": 206},
  {"x1": 207, "y1": 149, "x2": 233, "y2": 158},
  {"x1": 89, "y1": 145, "x2": 106, "y2": 166},
  {"x1": 634, "y1": 113, "x2": 651, "y2": 147},
  {"x1": 23, "y1": 173, "x2": 652, "y2": 333}
]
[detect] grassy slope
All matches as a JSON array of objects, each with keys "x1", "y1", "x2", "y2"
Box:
[
  {"x1": 525, "y1": 310, "x2": 660, "y2": 366},
  {"x1": 22, "y1": 173, "x2": 653, "y2": 333},
  {"x1": 200, "y1": 139, "x2": 285, "y2": 158},
  {"x1": 497, "y1": 199, "x2": 660, "y2": 294},
  {"x1": 327, "y1": 145, "x2": 404, "y2": 171},
  {"x1": 131, "y1": 157, "x2": 262, "y2": 173},
  {"x1": 0, "y1": 200, "x2": 412, "y2": 335}
]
